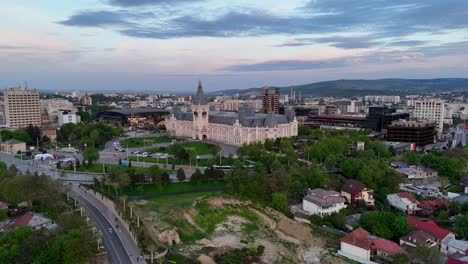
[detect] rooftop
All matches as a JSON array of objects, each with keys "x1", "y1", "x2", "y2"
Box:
[
  {"x1": 341, "y1": 179, "x2": 369, "y2": 195},
  {"x1": 341, "y1": 228, "x2": 407, "y2": 255},
  {"x1": 407, "y1": 216, "x2": 453, "y2": 240},
  {"x1": 395, "y1": 192, "x2": 419, "y2": 204},
  {"x1": 304, "y1": 188, "x2": 346, "y2": 207}
]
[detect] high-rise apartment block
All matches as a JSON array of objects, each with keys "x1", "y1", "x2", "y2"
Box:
[
  {"x1": 413, "y1": 99, "x2": 445, "y2": 134},
  {"x1": 4, "y1": 88, "x2": 41, "y2": 128},
  {"x1": 261, "y1": 87, "x2": 279, "y2": 114}
]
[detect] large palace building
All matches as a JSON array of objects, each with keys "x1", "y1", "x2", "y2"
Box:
[{"x1": 166, "y1": 82, "x2": 298, "y2": 146}]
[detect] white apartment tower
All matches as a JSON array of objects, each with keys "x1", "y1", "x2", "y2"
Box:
[
  {"x1": 4, "y1": 88, "x2": 41, "y2": 128},
  {"x1": 413, "y1": 99, "x2": 445, "y2": 135}
]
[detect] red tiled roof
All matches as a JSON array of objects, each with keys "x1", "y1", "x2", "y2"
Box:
[
  {"x1": 340, "y1": 228, "x2": 372, "y2": 250},
  {"x1": 371, "y1": 238, "x2": 407, "y2": 255},
  {"x1": 11, "y1": 212, "x2": 34, "y2": 228},
  {"x1": 396, "y1": 192, "x2": 419, "y2": 204},
  {"x1": 407, "y1": 216, "x2": 453, "y2": 240},
  {"x1": 341, "y1": 228, "x2": 407, "y2": 255}
]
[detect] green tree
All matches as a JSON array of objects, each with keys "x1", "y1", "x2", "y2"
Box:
[
  {"x1": 272, "y1": 192, "x2": 288, "y2": 213},
  {"x1": 454, "y1": 214, "x2": 468, "y2": 239},
  {"x1": 410, "y1": 245, "x2": 444, "y2": 264},
  {"x1": 83, "y1": 147, "x2": 99, "y2": 166},
  {"x1": 191, "y1": 168, "x2": 203, "y2": 182},
  {"x1": 176, "y1": 168, "x2": 186, "y2": 182}
]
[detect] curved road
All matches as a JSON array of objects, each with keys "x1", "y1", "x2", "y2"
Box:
[
  {"x1": 73, "y1": 185, "x2": 143, "y2": 264},
  {"x1": 0, "y1": 152, "x2": 143, "y2": 264}
]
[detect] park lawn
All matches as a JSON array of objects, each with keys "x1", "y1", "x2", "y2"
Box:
[
  {"x1": 122, "y1": 180, "x2": 226, "y2": 196},
  {"x1": 146, "y1": 141, "x2": 220, "y2": 156},
  {"x1": 120, "y1": 136, "x2": 179, "y2": 148},
  {"x1": 128, "y1": 155, "x2": 236, "y2": 166},
  {"x1": 65, "y1": 163, "x2": 147, "y2": 174}
]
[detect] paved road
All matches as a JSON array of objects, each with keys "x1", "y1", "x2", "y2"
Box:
[
  {"x1": 0, "y1": 152, "x2": 142, "y2": 264},
  {"x1": 73, "y1": 185, "x2": 145, "y2": 264}
]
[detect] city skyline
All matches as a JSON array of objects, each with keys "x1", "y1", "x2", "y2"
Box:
[{"x1": 2, "y1": 0, "x2": 468, "y2": 91}]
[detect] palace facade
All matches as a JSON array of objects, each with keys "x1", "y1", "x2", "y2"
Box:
[{"x1": 166, "y1": 82, "x2": 298, "y2": 146}]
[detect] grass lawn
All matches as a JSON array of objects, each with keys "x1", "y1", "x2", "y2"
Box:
[
  {"x1": 146, "y1": 141, "x2": 220, "y2": 156},
  {"x1": 128, "y1": 155, "x2": 236, "y2": 166},
  {"x1": 122, "y1": 181, "x2": 226, "y2": 196},
  {"x1": 64, "y1": 163, "x2": 148, "y2": 174},
  {"x1": 120, "y1": 136, "x2": 179, "y2": 148}
]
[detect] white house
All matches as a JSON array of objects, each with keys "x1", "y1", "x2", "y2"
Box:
[
  {"x1": 11, "y1": 212, "x2": 56, "y2": 231},
  {"x1": 442, "y1": 238, "x2": 468, "y2": 256},
  {"x1": 339, "y1": 228, "x2": 407, "y2": 263},
  {"x1": 387, "y1": 192, "x2": 419, "y2": 215},
  {"x1": 302, "y1": 188, "x2": 346, "y2": 217}
]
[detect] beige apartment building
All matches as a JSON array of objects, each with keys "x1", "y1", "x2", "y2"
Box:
[
  {"x1": 4, "y1": 88, "x2": 41, "y2": 128},
  {"x1": 413, "y1": 99, "x2": 445, "y2": 135}
]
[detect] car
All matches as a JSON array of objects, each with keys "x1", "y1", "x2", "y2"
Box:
[{"x1": 120, "y1": 149, "x2": 126, "y2": 152}]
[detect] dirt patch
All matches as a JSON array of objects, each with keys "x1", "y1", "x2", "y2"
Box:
[
  {"x1": 215, "y1": 216, "x2": 249, "y2": 233},
  {"x1": 250, "y1": 208, "x2": 276, "y2": 230},
  {"x1": 208, "y1": 198, "x2": 251, "y2": 208},
  {"x1": 208, "y1": 234, "x2": 243, "y2": 248},
  {"x1": 158, "y1": 228, "x2": 181, "y2": 246},
  {"x1": 197, "y1": 255, "x2": 216, "y2": 264},
  {"x1": 196, "y1": 238, "x2": 212, "y2": 245},
  {"x1": 276, "y1": 217, "x2": 314, "y2": 242}
]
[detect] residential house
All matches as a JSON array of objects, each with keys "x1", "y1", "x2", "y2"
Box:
[
  {"x1": 442, "y1": 238, "x2": 468, "y2": 256},
  {"x1": 400, "y1": 230, "x2": 437, "y2": 250},
  {"x1": 339, "y1": 228, "x2": 407, "y2": 263},
  {"x1": 407, "y1": 216, "x2": 455, "y2": 251},
  {"x1": 400, "y1": 183, "x2": 442, "y2": 198},
  {"x1": 387, "y1": 192, "x2": 419, "y2": 215},
  {"x1": 417, "y1": 200, "x2": 449, "y2": 216},
  {"x1": 391, "y1": 161, "x2": 438, "y2": 180},
  {"x1": 0, "y1": 139, "x2": 26, "y2": 154},
  {"x1": 11, "y1": 212, "x2": 56, "y2": 231},
  {"x1": 302, "y1": 188, "x2": 346, "y2": 217},
  {"x1": 341, "y1": 179, "x2": 375, "y2": 209}
]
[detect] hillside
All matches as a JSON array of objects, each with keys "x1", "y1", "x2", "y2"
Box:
[{"x1": 210, "y1": 78, "x2": 468, "y2": 97}]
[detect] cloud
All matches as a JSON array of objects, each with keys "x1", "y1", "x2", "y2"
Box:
[
  {"x1": 220, "y1": 48, "x2": 433, "y2": 72},
  {"x1": 302, "y1": 35, "x2": 382, "y2": 49},
  {"x1": 221, "y1": 58, "x2": 348, "y2": 72},
  {"x1": 57, "y1": 10, "x2": 139, "y2": 27},
  {"x1": 388, "y1": 40, "x2": 427, "y2": 47},
  {"x1": 106, "y1": 0, "x2": 203, "y2": 7},
  {"x1": 59, "y1": 0, "x2": 468, "y2": 49},
  {"x1": 275, "y1": 40, "x2": 313, "y2": 47}
]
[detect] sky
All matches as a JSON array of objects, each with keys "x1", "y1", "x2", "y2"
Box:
[{"x1": 1, "y1": 0, "x2": 468, "y2": 92}]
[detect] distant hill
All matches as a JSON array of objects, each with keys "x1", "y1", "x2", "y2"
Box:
[{"x1": 210, "y1": 78, "x2": 468, "y2": 97}]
